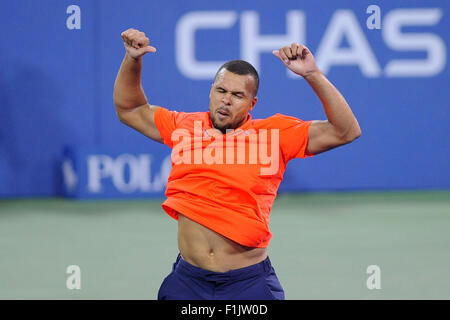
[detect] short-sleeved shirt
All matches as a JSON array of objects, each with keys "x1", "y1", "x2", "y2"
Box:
[{"x1": 154, "y1": 106, "x2": 313, "y2": 248}]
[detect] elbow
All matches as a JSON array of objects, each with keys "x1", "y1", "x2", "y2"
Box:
[
  {"x1": 113, "y1": 97, "x2": 134, "y2": 124},
  {"x1": 341, "y1": 121, "x2": 361, "y2": 144},
  {"x1": 345, "y1": 125, "x2": 362, "y2": 143},
  {"x1": 116, "y1": 110, "x2": 133, "y2": 126},
  {"x1": 113, "y1": 92, "x2": 130, "y2": 117},
  {"x1": 115, "y1": 110, "x2": 126, "y2": 123},
  {"x1": 114, "y1": 102, "x2": 123, "y2": 120},
  {"x1": 351, "y1": 124, "x2": 362, "y2": 140},
  {"x1": 114, "y1": 104, "x2": 129, "y2": 124}
]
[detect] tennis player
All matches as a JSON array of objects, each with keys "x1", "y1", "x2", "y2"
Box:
[{"x1": 114, "y1": 28, "x2": 361, "y2": 300}]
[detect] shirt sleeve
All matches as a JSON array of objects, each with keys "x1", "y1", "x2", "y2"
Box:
[
  {"x1": 153, "y1": 106, "x2": 184, "y2": 148},
  {"x1": 277, "y1": 115, "x2": 314, "y2": 162}
]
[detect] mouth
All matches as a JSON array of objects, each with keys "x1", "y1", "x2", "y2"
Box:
[{"x1": 216, "y1": 108, "x2": 231, "y2": 120}]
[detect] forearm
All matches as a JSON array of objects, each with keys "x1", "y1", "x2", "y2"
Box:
[
  {"x1": 304, "y1": 71, "x2": 361, "y2": 140},
  {"x1": 113, "y1": 53, "x2": 148, "y2": 111}
]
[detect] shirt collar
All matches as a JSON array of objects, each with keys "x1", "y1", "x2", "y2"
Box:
[{"x1": 207, "y1": 112, "x2": 253, "y2": 132}]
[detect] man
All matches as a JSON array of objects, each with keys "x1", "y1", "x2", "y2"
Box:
[{"x1": 114, "y1": 28, "x2": 361, "y2": 300}]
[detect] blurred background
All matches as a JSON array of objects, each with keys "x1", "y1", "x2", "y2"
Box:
[{"x1": 0, "y1": 0, "x2": 448, "y2": 299}]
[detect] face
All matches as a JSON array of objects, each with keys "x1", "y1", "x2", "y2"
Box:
[{"x1": 209, "y1": 69, "x2": 258, "y2": 133}]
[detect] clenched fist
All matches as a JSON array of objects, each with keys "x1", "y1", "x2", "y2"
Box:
[
  {"x1": 273, "y1": 43, "x2": 319, "y2": 78},
  {"x1": 121, "y1": 28, "x2": 156, "y2": 60}
]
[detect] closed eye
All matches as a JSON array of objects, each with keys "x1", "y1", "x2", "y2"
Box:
[{"x1": 216, "y1": 87, "x2": 245, "y2": 98}]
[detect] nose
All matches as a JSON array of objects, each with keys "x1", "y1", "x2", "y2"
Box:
[{"x1": 221, "y1": 92, "x2": 232, "y2": 105}]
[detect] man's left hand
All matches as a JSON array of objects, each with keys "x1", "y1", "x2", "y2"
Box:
[{"x1": 273, "y1": 43, "x2": 319, "y2": 78}]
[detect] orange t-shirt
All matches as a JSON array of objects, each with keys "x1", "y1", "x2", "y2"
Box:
[{"x1": 153, "y1": 106, "x2": 313, "y2": 248}]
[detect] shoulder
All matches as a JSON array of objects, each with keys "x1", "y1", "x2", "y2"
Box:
[
  {"x1": 155, "y1": 106, "x2": 209, "y2": 124},
  {"x1": 252, "y1": 113, "x2": 309, "y2": 130}
]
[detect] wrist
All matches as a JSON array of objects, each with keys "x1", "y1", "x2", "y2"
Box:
[
  {"x1": 303, "y1": 68, "x2": 322, "y2": 81},
  {"x1": 126, "y1": 53, "x2": 142, "y2": 63}
]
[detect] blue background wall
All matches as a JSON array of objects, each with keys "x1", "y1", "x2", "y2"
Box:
[{"x1": 1, "y1": 0, "x2": 448, "y2": 198}]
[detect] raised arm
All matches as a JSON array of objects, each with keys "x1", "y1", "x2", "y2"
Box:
[
  {"x1": 273, "y1": 44, "x2": 361, "y2": 155},
  {"x1": 113, "y1": 28, "x2": 163, "y2": 143}
]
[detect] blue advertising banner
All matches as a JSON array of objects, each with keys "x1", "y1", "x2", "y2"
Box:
[
  {"x1": 61, "y1": 145, "x2": 171, "y2": 199},
  {"x1": 1, "y1": 1, "x2": 448, "y2": 198}
]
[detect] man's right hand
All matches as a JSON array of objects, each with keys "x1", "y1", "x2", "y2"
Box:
[{"x1": 121, "y1": 28, "x2": 156, "y2": 60}]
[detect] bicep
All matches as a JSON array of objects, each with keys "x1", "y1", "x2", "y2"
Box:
[
  {"x1": 306, "y1": 120, "x2": 349, "y2": 155},
  {"x1": 116, "y1": 103, "x2": 164, "y2": 143}
]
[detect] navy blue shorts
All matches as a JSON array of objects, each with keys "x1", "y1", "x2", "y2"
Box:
[{"x1": 157, "y1": 254, "x2": 285, "y2": 300}]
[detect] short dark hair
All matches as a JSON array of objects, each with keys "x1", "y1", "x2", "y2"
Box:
[{"x1": 214, "y1": 60, "x2": 259, "y2": 96}]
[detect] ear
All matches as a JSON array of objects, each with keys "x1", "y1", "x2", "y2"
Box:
[
  {"x1": 209, "y1": 84, "x2": 213, "y2": 99},
  {"x1": 249, "y1": 96, "x2": 258, "y2": 111}
]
